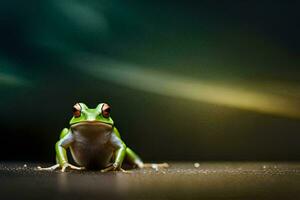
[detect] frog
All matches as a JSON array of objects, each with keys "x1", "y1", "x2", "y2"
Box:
[{"x1": 38, "y1": 102, "x2": 168, "y2": 172}]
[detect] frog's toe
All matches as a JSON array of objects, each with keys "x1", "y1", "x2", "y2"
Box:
[
  {"x1": 37, "y1": 164, "x2": 60, "y2": 171},
  {"x1": 101, "y1": 165, "x2": 115, "y2": 172},
  {"x1": 61, "y1": 163, "x2": 84, "y2": 172},
  {"x1": 68, "y1": 164, "x2": 85, "y2": 170},
  {"x1": 120, "y1": 168, "x2": 132, "y2": 173},
  {"x1": 101, "y1": 165, "x2": 131, "y2": 173}
]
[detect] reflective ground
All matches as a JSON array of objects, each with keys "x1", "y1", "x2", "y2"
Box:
[{"x1": 1, "y1": 162, "x2": 300, "y2": 200}]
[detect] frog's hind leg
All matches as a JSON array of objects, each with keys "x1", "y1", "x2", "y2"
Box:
[
  {"x1": 125, "y1": 147, "x2": 144, "y2": 168},
  {"x1": 126, "y1": 147, "x2": 169, "y2": 170}
]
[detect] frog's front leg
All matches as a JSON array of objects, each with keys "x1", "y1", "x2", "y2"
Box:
[
  {"x1": 38, "y1": 129, "x2": 84, "y2": 172},
  {"x1": 101, "y1": 133, "x2": 127, "y2": 172}
]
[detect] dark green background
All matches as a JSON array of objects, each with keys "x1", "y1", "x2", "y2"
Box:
[{"x1": 1, "y1": 0, "x2": 300, "y2": 162}]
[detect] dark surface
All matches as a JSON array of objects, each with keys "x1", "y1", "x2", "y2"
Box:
[{"x1": 1, "y1": 162, "x2": 300, "y2": 200}]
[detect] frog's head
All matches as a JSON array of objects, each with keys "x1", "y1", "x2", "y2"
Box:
[{"x1": 69, "y1": 102, "x2": 114, "y2": 126}]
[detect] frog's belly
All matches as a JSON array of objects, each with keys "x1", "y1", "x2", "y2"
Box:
[
  {"x1": 70, "y1": 141, "x2": 114, "y2": 169},
  {"x1": 69, "y1": 122, "x2": 115, "y2": 169}
]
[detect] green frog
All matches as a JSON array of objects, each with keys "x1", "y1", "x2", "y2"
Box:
[{"x1": 38, "y1": 103, "x2": 168, "y2": 172}]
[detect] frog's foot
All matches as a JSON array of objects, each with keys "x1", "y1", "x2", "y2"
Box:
[
  {"x1": 37, "y1": 164, "x2": 60, "y2": 171},
  {"x1": 37, "y1": 163, "x2": 85, "y2": 172},
  {"x1": 61, "y1": 163, "x2": 85, "y2": 172},
  {"x1": 101, "y1": 163, "x2": 116, "y2": 172},
  {"x1": 101, "y1": 163, "x2": 132, "y2": 173},
  {"x1": 141, "y1": 163, "x2": 169, "y2": 171},
  {"x1": 120, "y1": 168, "x2": 132, "y2": 173}
]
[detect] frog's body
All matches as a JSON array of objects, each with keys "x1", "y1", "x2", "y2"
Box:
[
  {"x1": 39, "y1": 103, "x2": 144, "y2": 172},
  {"x1": 69, "y1": 121, "x2": 114, "y2": 169}
]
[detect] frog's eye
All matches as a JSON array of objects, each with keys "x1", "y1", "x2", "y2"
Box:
[
  {"x1": 73, "y1": 103, "x2": 81, "y2": 118},
  {"x1": 101, "y1": 103, "x2": 111, "y2": 118}
]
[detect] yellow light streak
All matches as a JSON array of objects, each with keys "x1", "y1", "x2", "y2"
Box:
[{"x1": 78, "y1": 59, "x2": 300, "y2": 119}]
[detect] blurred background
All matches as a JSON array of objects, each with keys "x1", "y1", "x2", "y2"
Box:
[{"x1": 1, "y1": 0, "x2": 299, "y2": 162}]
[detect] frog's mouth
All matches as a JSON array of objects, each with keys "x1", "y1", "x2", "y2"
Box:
[{"x1": 70, "y1": 121, "x2": 113, "y2": 136}]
